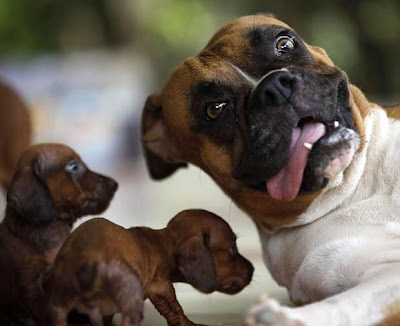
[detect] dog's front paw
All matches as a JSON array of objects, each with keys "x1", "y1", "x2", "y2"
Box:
[{"x1": 245, "y1": 296, "x2": 305, "y2": 326}]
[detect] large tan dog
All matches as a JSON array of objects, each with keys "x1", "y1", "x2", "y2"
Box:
[{"x1": 141, "y1": 14, "x2": 400, "y2": 326}]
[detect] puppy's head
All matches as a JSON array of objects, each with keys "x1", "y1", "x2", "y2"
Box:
[
  {"x1": 7, "y1": 143, "x2": 118, "y2": 224},
  {"x1": 142, "y1": 15, "x2": 369, "y2": 227},
  {"x1": 168, "y1": 209, "x2": 253, "y2": 294}
]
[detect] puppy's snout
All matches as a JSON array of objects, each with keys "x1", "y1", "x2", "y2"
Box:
[
  {"x1": 106, "y1": 177, "x2": 118, "y2": 193},
  {"x1": 227, "y1": 282, "x2": 241, "y2": 293},
  {"x1": 98, "y1": 175, "x2": 118, "y2": 195},
  {"x1": 256, "y1": 69, "x2": 296, "y2": 107}
]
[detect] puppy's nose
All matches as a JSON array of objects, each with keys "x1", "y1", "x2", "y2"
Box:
[
  {"x1": 256, "y1": 69, "x2": 296, "y2": 106},
  {"x1": 108, "y1": 179, "x2": 118, "y2": 193},
  {"x1": 246, "y1": 262, "x2": 255, "y2": 283},
  {"x1": 100, "y1": 176, "x2": 118, "y2": 193}
]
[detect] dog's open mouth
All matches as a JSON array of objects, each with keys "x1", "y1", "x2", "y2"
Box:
[
  {"x1": 266, "y1": 120, "x2": 327, "y2": 201},
  {"x1": 249, "y1": 118, "x2": 359, "y2": 201}
]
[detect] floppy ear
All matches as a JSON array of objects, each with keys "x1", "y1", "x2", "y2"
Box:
[
  {"x1": 141, "y1": 94, "x2": 187, "y2": 180},
  {"x1": 177, "y1": 234, "x2": 217, "y2": 293},
  {"x1": 7, "y1": 159, "x2": 56, "y2": 223}
]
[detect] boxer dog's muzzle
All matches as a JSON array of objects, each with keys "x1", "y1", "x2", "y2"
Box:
[{"x1": 235, "y1": 66, "x2": 359, "y2": 200}]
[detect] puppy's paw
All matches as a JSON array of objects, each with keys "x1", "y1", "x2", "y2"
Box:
[{"x1": 245, "y1": 296, "x2": 304, "y2": 326}]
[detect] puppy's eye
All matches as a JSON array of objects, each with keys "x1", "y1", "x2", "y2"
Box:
[
  {"x1": 276, "y1": 36, "x2": 295, "y2": 53},
  {"x1": 229, "y1": 243, "x2": 238, "y2": 255},
  {"x1": 65, "y1": 160, "x2": 79, "y2": 173},
  {"x1": 206, "y1": 102, "x2": 228, "y2": 120}
]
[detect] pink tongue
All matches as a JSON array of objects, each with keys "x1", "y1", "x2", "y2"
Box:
[{"x1": 266, "y1": 122, "x2": 326, "y2": 201}]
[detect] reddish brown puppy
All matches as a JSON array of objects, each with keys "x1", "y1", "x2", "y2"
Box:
[
  {"x1": 0, "y1": 81, "x2": 31, "y2": 189},
  {"x1": 46, "y1": 209, "x2": 254, "y2": 326},
  {"x1": 0, "y1": 143, "x2": 118, "y2": 325}
]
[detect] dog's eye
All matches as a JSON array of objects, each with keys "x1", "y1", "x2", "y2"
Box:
[
  {"x1": 206, "y1": 102, "x2": 227, "y2": 120},
  {"x1": 65, "y1": 160, "x2": 79, "y2": 173},
  {"x1": 276, "y1": 36, "x2": 295, "y2": 53}
]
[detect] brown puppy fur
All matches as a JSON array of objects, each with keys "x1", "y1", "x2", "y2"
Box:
[
  {"x1": 141, "y1": 14, "x2": 374, "y2": 230},
  {"x1": 46, "y1": 209, "x2": 254, "y2": 326},
  {"x1": 0, "y1": 81, "x2": 31, "y2": 189},
  {"x1": 0, "y1": 143, "x2": 118, "y2": 325}
]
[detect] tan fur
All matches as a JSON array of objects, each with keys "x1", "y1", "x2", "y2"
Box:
[
  {"x1": 349, "y1": 85, "x2": 372, "y2": 152},
  {"x1": 379, "y1": 301, "x2": 400, "y2": 326},
  {"x1": 384, "y1": 104, "x2": 400, "y2": 120}
]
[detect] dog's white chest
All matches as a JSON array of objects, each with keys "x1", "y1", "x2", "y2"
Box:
[{"x1": 258, "y1": 108, "x2": 400, "y2": 304}]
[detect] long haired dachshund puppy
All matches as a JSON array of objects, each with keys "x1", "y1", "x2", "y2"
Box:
[
  {"x1": 0, "y1": 143, "x2": 118, "y2": 325},
  {"x1": 46, "y1": 209, "x2": 254, "y2": 326}
]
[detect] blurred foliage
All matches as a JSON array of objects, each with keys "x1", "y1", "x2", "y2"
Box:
[
  {"x1": 0, "y1": 0, "x2": 132, "y2": 55},
  {"x1": 0, "y1": 0, "x2": 398, "y2": 99}
]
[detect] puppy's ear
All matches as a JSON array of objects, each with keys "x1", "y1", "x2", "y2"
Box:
[
  {"x1": 7, "y1": 159, "x2": 56, "y2": 222},
  {"x1": 177, "y1": 234, "x2": 217, "y2": 293},
  {"x1": 141, "y1": 94, "x2": 187, "y2": 180}
]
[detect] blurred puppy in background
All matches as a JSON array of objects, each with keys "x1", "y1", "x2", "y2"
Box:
[
  {"x1": 46, "y1": 209, "x2": 254, "y2": 326},
  {"x1": 0, "y1": 143, "x2": 118, "y2": 325},
  {"x1": 0, "y1": 81, "x2": 31, "y2": 190},
  {"x1": 0, "y1": 80, "x2": 31, "y2": 220}
]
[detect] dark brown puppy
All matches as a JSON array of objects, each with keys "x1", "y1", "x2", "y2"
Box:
[
  {"x1": 0, "y1": 81, "x2": 31, "y2": 189},
  {"x1": 0, "y1": 143, "x2": 118, "y2": 325},
  {"x1": 46, "y1": 209, "x2": 254, "y2": 326}
]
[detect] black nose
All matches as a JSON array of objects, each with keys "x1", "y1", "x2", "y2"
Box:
[
  {"x1": 100, "y1": 176, "x2": 118, "y2": 194},
  {"x1": 246, "y1": 260, "x2": 254, "y2": 283},
  {"x1": 108, "y1": 179, "x2": 118, "y2": 193},
  {"x1": 255, "y1": 69, "x2": 296, "y2": 107}
]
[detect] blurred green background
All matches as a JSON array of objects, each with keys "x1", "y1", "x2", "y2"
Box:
[{"x1": 0, "y1": 0, "x2": 399, "y2": 100}]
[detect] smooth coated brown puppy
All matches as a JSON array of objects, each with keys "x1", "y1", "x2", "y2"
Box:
[
  {"x1": 0, "y1": 80, "x2": 31, "y2": 189},
  {"x1": 46, "y1": 209, "x2": 254, "y2": 326},
  {"x1": 0, "y1": 143, "x2": 118, "y2": 325}
]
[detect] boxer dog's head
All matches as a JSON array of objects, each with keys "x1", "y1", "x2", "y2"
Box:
[{"x1": 141, "y1": 14, "x2": 371, "y2": 228}]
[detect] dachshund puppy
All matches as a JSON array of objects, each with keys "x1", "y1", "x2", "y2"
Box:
[
  {"x1": 0, "y1": 81, "x2": 31, "y2": 190},
  {"x1": 46, "y1": 209, "x2": 254, "y2": 326},
  {"x1": 0, "y1": 143, "x2": 118, "y2": 325}
]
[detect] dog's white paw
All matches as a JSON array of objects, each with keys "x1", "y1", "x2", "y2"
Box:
[{"x1": 245, "y1": 296, "x2": 305, "y2": 326}]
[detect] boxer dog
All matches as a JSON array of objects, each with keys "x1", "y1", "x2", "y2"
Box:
[{"x1": 141, "y1": 14, "x2": 400, "y2": 326}]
